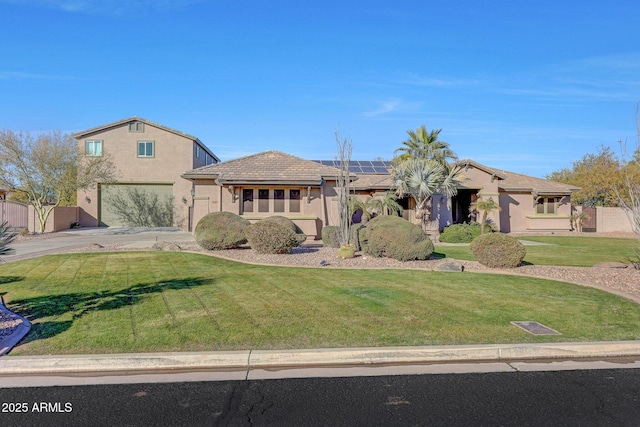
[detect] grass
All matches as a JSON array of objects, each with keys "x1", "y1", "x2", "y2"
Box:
[
  {"x1": 1, "y1": 251, "x2": 640, "y2": 356},
  {"x1": 434, "y1": 236, "x2": 639, "y2": 267}
]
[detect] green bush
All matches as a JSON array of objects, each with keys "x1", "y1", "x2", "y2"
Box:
[
  {"x1": 245, "y1": 221, "x2": 299, "y2": 254},
  {"x1": 194, "y1": 212, "x2": 250, "y2": 250},
  {"x1": 364, "y1": 216, "x2": 434, "y2": 261},
  {"x1": 469, "y1": 233, "x2": 526, "y2": 268},
  {"x1": 440, "y1": 222, "x2": 488, "y2": 243},
  {"x1": 262, "y1": 216, "x2": 306, "y2": 245},
  {"x1": 322, "y1": 226, "x2": 340, "y2": 248}
]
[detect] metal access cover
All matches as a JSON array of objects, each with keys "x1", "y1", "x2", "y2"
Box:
[{"x1": 511, "y1": 321, "x2": 560, "y2": 335}]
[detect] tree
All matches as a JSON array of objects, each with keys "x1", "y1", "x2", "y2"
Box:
[
  {"x1": 392, "y1": 125, "x2": 464, "y2": 233},
  {"x1": 0, "y1": 130, "x2": 118, "y2": 233},
  {"x1": 368, "y1": 191, "x2": 403, "y2": 216},
  {"x1": 392, "y1": 157, "x2": 464, "y2": 232},
  {"x1": 547, "y1": 145, "x2": 624, "y2": 207},
  {"x1": 470, "y1": 197, "x2": 501, "y2": 234},
  {"x1": 394, "y1": 125, "x2": 457, "y2": 164},
  {"x1": 0, "y1": 221, "x2": 16, "y2": 262}
]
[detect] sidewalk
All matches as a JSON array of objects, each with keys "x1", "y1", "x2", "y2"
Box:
[{"x1": 1, "y1": 341, "x2": 640, "y2": 384}]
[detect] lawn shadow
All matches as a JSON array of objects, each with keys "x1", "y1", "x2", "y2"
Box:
[
  {"x1": 8, "y1": 277, "x2": 212, "y2": 344},
  {"x1": 0, "y1": 276, "x2": 24, "y2": 285},
  {"x1": 430, "y1": 252, "x2": 447, "y2": 260}
]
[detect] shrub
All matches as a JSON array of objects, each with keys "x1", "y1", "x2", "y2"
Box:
[
  {"x1": 245, "y1": 221, "x2": 299, "y2": 254},
  {"x1": 322, "y1": 226, "x2": 340, "y2": 248},
  {"x1": 364, "y1": 216, "x2": 434, "y2": 261},
  {"x1": 470, "y1": 233, "x2": 526, "y2": 268},
  {"x1": 262, "y1": 216, "x2": 306, "y2": 245},
  {"x1": 194, "y1": 212, "x2": 250, "y2": 250},
  {"x1": 440, "y1": 222, "x2": 488, "y2": 243}
]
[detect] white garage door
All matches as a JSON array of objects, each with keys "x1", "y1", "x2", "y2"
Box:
[{"x1": 100, "y1": 183, "x2": 174, "y2": 227}]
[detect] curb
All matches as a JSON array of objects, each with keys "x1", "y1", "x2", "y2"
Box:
[{"x1": 1, "y1": 341, "x2": 640, "y2": 376}]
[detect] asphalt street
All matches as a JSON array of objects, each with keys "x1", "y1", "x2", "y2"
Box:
[{"x1": 2, "y1": 368, "x2": 640, "y2": 426}]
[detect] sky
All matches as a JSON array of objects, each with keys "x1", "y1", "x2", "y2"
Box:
[{"x1": 1, "y1": 0, "x2": 639, "y2": 177}]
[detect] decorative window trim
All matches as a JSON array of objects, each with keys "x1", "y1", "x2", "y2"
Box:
[
  {"x1": 137, "y1": 141, "x2": 155, "y2": 158},
  {"x1": 85, "y1": 140, "x2": 103, "y2": 156}
]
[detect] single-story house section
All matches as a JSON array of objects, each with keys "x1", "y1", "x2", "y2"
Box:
[
  {"x1": 182, "y1": 151, "x2": 580, "y2": 238},
  {"x1": 181, "y1": 150, "x2": 356, "y2": 237},
  {"x1": 73, "y1": 117, "x2": 219, "y2": 228}
]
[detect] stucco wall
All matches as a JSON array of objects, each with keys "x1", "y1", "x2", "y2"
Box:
[
  {"x1": 28, "y1": 206, "x2": 79, "y2": 233},
  {"x1": 596, "y1": 207, "x2": 635, "y2": 233},
  {"x1": 76, "y1": 121, "x2": 200, "y2": 229}
]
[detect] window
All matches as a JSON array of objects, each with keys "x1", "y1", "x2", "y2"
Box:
[
  {"x1": 85, "y1": 140, "x2": 103, "y2": 156},
  {"x1": 243, "y1": 189, "x2": 254, "y2": 213},
  {"x1": 258, "y1": 189, "x2": 269, "y2": 213},
  {"x1": 138, "y1": 141, "x2": 154, "y2": 157},
  {"x1": 129, "y1": 122, "x2": 144, "y2": 132},
  {"x1": 536, "y1": 197, "x2": 557, "y2": 215},
  {"x1": 196, "y1": 145, "x2": 200, "y2": 159},
  {"x1": 289, "y1": 189, "x2": 300, "y2": 213},
  {"x1": 274, "y1": 189, "x2": 285, "y2": 213}
]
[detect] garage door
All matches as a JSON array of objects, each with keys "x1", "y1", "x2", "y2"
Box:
[{"x1": 100, "y1": 183, "x2": 174, "y2": 227}]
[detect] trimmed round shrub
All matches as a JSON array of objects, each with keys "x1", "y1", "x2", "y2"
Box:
[
  {"x1": 440, "y1": 222, "x2": 487, "y2": 243},
  {"x1": 245, "y1": 221, "x2": 299, "y2": 254},
  {"x1": 194, "y1": 212, "x2": 250, "y2": 250},
  {"x1": 364, "y1": 215, "x2": 434, "y2": 261},
  {"x1": 469, "y1": 233, "x2": 526, "y2": 268},
  {"x1": 321, "y1": 225, "x2": 340, "y2": 248},
  {"x1": 262, "y1": 216, "x2": 306, "y2": 245}
]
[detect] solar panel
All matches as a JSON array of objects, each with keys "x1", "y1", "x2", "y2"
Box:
[{"x1": 311, "y1": 160, "x2": 392, "y2": 174}]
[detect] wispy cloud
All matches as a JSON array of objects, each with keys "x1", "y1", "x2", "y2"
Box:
[
  {"x1": 0, "y1": 0, "x2": 203, "y2": 15},
  {"x1": 0, "y1": 70, "x2": 77, "y2": 80},
  {"x1": 362, "y1": 100, "x2": 402, "y2": 117},
  {"x1": 395, "y1": 72, "x2": 481, "y2": 88}
]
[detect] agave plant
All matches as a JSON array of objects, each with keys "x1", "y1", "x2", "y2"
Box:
[{"x1": 0, "y1": 221, "x2": 16, "y2": 261}]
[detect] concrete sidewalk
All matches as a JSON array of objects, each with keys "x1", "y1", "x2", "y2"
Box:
[{"x1": 2, "y1": 341, "x2": 640, "y2": 378}]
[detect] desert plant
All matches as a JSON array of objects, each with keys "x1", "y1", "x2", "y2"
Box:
[
  {"x1": 262, "y1": 216, "x2": 306, "y2": 245},
  {"x1": 194, "y1": 212, "x2": 250, "y2": 250},
  {"x1": 570, "y1": 212, "x2": 589, "y2": 232},
  {"x1": 470, "y1": 233, "x2": 526, "y2": 268},
  {"x1": 245, "y1": 221, "x2": 299, "y2": 254},
  {"x1": 321, "y1": 225, "x2": 340, "y2": 248},
  {"x1": 470, "y1": 197, "x2": 501, "y2": 234},
  {"x1": 439, "y1": 222, "x2": 488, "y2": 243},
  {"x1": 349, "y1": 223, "x2": 365, "y2": 251},
  {"x1": 364, "y1": 215, "x2": 434, "y2": 261},
  {"x1": 0, "y1": 221, "x2": 16, "y2": 261}
]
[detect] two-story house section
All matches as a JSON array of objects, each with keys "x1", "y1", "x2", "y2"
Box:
[{"x1": 73, "y1": 116, "x2": 219, "y2": 229}]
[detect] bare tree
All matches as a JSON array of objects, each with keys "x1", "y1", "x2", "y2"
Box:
[
  {"x1": 614, "y1": 103, "x2": 640, "y2": 268},
  {"x1": 335, "y1": 131, "x2": 353, "y2": 247},
  {"x1": 0, "y1": 130, "x2": 118, "y2": 233}
]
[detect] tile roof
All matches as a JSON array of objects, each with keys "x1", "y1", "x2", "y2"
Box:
[
  {"x1": 456, "y1": 159, "x2": 580, "y2": 194},
  {"x1": 183, "y1": 150, "x2": 356, "y2": 185}
]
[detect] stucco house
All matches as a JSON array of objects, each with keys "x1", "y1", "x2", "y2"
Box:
[
  {"x1": 73, "y1": 117, "x2": 219, "y2": 228},
  {"x1": 182, "y1": 151, "x2": 579, "y2": 238}
]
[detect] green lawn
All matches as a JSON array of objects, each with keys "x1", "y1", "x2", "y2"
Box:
[
  {"x1": 1, "y1": 251, "x2": 639, "y2": 356},
  {"x1": 435, "y1": 236, "x2": 639, "y2": 267}
]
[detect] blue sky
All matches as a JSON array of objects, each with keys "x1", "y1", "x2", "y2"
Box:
[{"x1": 1, "y1": 0, "x2": 639, "y2": 177}]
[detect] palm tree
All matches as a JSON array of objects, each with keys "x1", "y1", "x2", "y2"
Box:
[
  {"x1": 368, "y1": 191, "x2": 403, "y2": 216},
  {"x1": 470, "y1": 197, "x2": 502, "y2": 234},
  {"x1": 394, "y1": 126, "x2": 457, "y2": 165},
  {"x1": 0, "y1": 221, "x2": 16, "y2": 262},
  {"x1": 392, "y1": 158, "x2": 464, "y2": 232}
]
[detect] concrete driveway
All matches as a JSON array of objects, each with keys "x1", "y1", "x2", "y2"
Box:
[{"x1": 2, "y1": 227, "x2": 195, "y2": 263}]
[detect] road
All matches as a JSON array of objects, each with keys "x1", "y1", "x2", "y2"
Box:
[{"x1": 2, "y1": 368, "x2": 640, "y2": 426}]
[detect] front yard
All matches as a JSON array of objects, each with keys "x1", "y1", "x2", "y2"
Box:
[
  {"x1": 435, "y1": 236, "x2": 639, "y2": 267},
  {"x1": 1, "y1": 250, "x2": 639, "y2": 356}
]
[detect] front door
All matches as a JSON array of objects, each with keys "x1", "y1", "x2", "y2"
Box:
[{"x1": 452, "y1": 190, "x2": 478, "y2": 224}]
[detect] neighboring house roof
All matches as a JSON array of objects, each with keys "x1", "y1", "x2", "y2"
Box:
[
  {"x1": 72, "y1": 116, "x2": 220, "y2": 162},
  {"x1": 182, "y1": 150, "x2": 357, "y2": 186}
]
